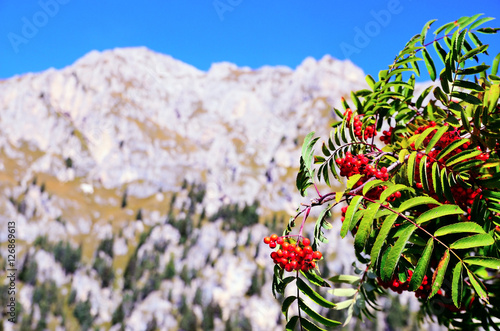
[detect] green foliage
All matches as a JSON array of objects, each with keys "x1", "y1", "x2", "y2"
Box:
[
  {"x1": 163, "y1": 254, "x2": 176, "y2": 280},
  {"x1": 92, "y1": 256, "x2": 115, "y2": 288},
  {"x1": 19, "y1": 254, "x2": 38, "y2": 285},
  {"x1": 96, "y1": 236, "x2": 114, "y2": 258},
  {"x1": 73, "y1": 298, "x2": 93, "y2": 330},
  {"x1": 271, "y1": 15, "x2": 500, "y2": 330},
  {"x1": 210, "y1": 200, "x2": 260, "y2": 231},
  {"x1": 32, "y1": 280, "x2": 57, "y2": 320},
  {"x1": 53, "y1": 241, "x2": 82, "y2": 274}
]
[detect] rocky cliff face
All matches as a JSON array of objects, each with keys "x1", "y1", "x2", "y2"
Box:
[
  {"x1": 1, "y1": 48, "x2": 435, "y2": 330},
  {"x1": 0, "y1": 47, "x2": 366, "y2": 220}
]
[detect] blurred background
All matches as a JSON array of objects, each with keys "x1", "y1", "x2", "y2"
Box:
[{"x1": 0, "y1": 1, "x2": 499, "y2": 330}]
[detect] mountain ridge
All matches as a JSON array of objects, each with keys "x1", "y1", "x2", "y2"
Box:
[{"x1": 0, "y1": 46, "x2": 367, "y2": 219}]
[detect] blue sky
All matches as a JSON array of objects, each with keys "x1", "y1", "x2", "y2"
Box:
[{"x1": 1, "y1": 0, "x2": 499, "y2": 80}]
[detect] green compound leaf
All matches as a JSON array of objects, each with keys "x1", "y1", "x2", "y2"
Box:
[
  {"x1": 296, "y1": 277, "x2": 336, "y2": 309},
  {"x1": 453, "y1": 79, "x2": 486, "y2": 92},
  {"x1": 467, "y1": 269, "x2": 489, "y2": 302},
  {"x1": 422, "y1": 48, "x2": 437, "y2": 80},
  {"x1": 492, "y1": 52, "x2": 500, "y2": 75},
  {"x1": 461, "y1": 44, "x2": 489, "y2": 63},
  {"x1": 454, "y1": 29, "x2": 467, "y2": 61},
  {"x1": 354, "y1": 202, "x2": 380, "y2": 253},
  {"x1": 436, "y1": 138, "x2": 469, "y2": 161},
  {"x1": 407, "y1": 151, "x2": 418, "y2": 185},
  {"x1": 362, "y1": 180, "x2": 386, "y2": 196},
  {"x1": 431, "y1": 162, "x2": 443, "y2": 201},
  {"x1": 382, "y1": 224, "x2": 417, "y2": 281},
  {"x1": 477, "y1": 27, "x2": 500, "y2": 34},
  {"x1": 282, "y1": 296, "x2": 297, "y2": 319},
  {"x1": 414, "y1": 126, "x2": 437, "y2": 149},
  {"x1": 430, "y1": 249, "x2": 450, "y2": 298},
  {"x1": 392, "y1": 56, "x2": 422, "y2": 68},
  {"x1": 434, "y1": 41, "x2": 448, "y2": 65},
  {"x1": 285, "y1": 316, "x2": 299, "y2": 331},
  {"x1": 398, "y1": 196, "x2": 442, "y2": 212},
  {"x1": 463, "y1": 257, "x2": 500, "y2": 270},
  {"x1": 416, "y1": 85, "x2": 434, "y2": 109},
  {"x1": 452, "y1": 262, "x2": 463, "y2": 308},
  {"x1": 297, "y1": 158, "x2": 313, "y2": 197},
  {"x1": 435, "y1": 222, "x2": 486, "y2": 236},
  {"x1": 314, "y1": 208, "x2": 331, "y2": 245},
  {"x1": 485, "y1": 83, "x2": 500, "y2": 113},
  {"x1": 379, "y1": 184, "x2": 414, "y2": 203},
  {"x1": 450, "y1": 91, "x2": 482, "y2": 105},
  {"x1": 452, "y1": 159, "x2": 484, "y2": 172},
  {"x1": 457, "y1": 64, "x2": 490, "y2": 75},
  {"x1": 457, "y1": 14, "x2": 483, "y2": 28},
  {"x1": 298, "y1": 298, "x2": 342, "y2": 327},
  {"x1": 445, "y1": 148, "x2": 482, "y2": 166},
  {"x1": 470, "y1": 16, "x2": 494, "y2": 30},
  {"x1": 329, "y1": 275, "x2": 361, "y2": 286},
  {"x1": 371, "y1": 213, "x2": 399, "y2": 266},
  {"x1": 341, "y1": 195, "x2": 364, "y2": 238},
  {"x1": 346, "y1": 174, "x2": 363, "y2": 191},
  {"x1": 434, "y1": 21, "x2": 455, "y2": 35},
  {"x1": 450, "y1": 233, "x2": 495, "y2": 249},
  {"x1": 419, "y1": 155, "x2": 430, "y2": 192},
  {"x1": 366, "y1": 74, "x2": 376, "y2": 90},
  {"x1": 409, "y1": 238, "x2": 434, "y2": 291},
  {"x1": 415, "y1": 204, "x2": 464, "y2": 225},
  {"x1": 301, "y1": 270, "x2": 330, "y2": 288},
  {"x1": 301, "y1": 132, "x2": 319, "y2": 172},
  {"x1": 441, "y1": 168, "x2": 456, "y2": 204},
  {"x1": 329, "y1": 288, "x2": 358, "y2": 297},
  {"x1": 425, "y1": 125, "x2": 449, "y2": 153},
  {"x1": 421, "y1": 19, "x2": 437, "y2": 45},
  {"x1": 334, "y1": 300, "x2": 354, "y2": 310}
]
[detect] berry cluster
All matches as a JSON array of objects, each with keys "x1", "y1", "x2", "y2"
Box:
[
  {"x1": 344, "y1": 109, "x2": 376, "y2": 140},
  {"x1": 264, "y1": 235, "x2": 322, "y2": 272},
  {"x1": 380, "y1": 127, "x2": 396, "y2": 144},
  {"x1": 377, "y1": 271, "x2": 437, "y2": 299},
  {"x1": 336, "y1": 152, "x2": 389, "y2": 181},
  {"x1": 406, "y1": 123, "x2": 489, "y2": 209},
  {"x1": 336, "y1": 152, "x2": 402, "y2": 203}
]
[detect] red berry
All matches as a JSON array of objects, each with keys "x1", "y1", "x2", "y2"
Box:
[
  {"x1": 263, "y1": 237, "x2": 271, "y2": 244},
  {"x1": 270, "y1": 234, "x2": 278, "y2": 242},
  {"x1": 302, "y1": 238, "x2": 311, "y2": 246},
  {"x1": 277, "y1": 237, "x2": 284, "y2": 245},
  {"x1": 312, "y1": 251, "x2": 322, "y2": 260},
  {"x1": 269, "y1": 242, "x2": 276, "y2": 248}
]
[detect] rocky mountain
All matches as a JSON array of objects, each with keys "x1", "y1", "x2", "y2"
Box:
[{"x1": 0, "y1": 48, "x2": 437, "y2": 330}]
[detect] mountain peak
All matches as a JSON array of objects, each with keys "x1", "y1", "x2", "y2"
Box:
[{"x1": 0, "y1": 48, "x2": 367, "y2": 216}]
